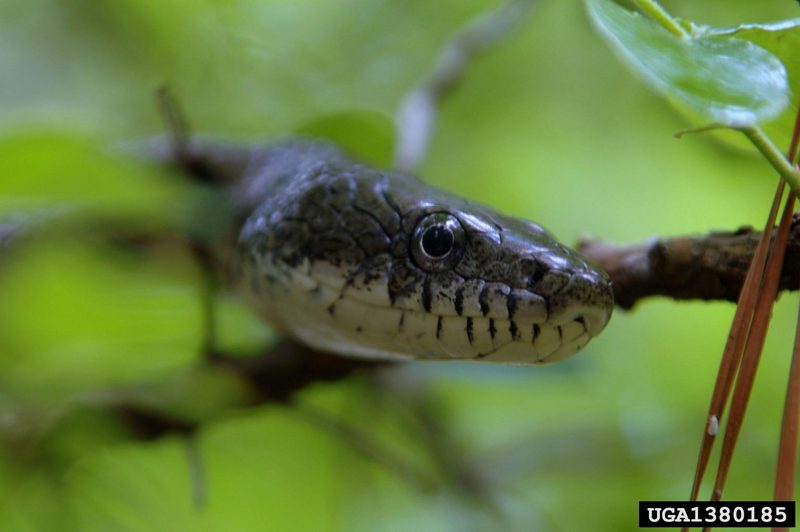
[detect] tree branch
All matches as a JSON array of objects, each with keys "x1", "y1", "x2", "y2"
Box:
[
  {"x1": 577, "y1": 215, "x2": 800, "y2": 309},
  {"x1": 4, "y1": 213, "x2": 800, "y2": 316}
]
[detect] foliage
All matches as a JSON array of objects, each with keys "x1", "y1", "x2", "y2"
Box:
[
  {"x1": 1, "y1": 0, "x2": 799, "y2": 530},
  {"x1": 586, "y1": 0, "x2": 790, "y2": 127}
]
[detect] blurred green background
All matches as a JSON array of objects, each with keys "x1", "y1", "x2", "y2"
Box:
[{"x1": 1, "y1": 0, "x2": 799, "y2": 530}]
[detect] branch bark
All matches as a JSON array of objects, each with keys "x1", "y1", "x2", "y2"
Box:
[
  {"x1": 4, "y1": 214, "x2": 800, "y2": 312},
  {"x1": 577, "y1": 215, "x2": 800, "y2": 309}
]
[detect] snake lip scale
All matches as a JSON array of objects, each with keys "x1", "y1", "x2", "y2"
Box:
[{"x1": 151, "y1": 137, "x2": 614, "y2": 365}]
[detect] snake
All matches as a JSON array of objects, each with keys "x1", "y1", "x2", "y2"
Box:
[{"x1": 168, "y1": 138, "x2": 614, "y2": 364}]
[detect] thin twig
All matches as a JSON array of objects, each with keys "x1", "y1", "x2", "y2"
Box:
[
  {"x1": 156, "y1": 85, "x2": 190, "y2": 164},
  {"x1": 742, "y1": 127, "x2": 800, "y2": 198},
  {"x1": 190, "y1": 241, "x2": 220, "y2": 359},
  {"x1": 184, "y1": 436, "x2": 207, "y2": 510},
  {"x1": 156, "y1": 87, "x2": 222, "y2": 359},
  {"x1": 711, "y1": 191, "x2": 796, "y2": 501},
  {"x1": 393, "y1": 0, "x2": 538, "y2": 173},
  {"x1": 704, "y1": 100, "x2": 800, "y2": 504},
  {"x1": 772, "y1": 105, "x2": 800, "y2": 506},
  {"x1": 685, "y1": 101, "x2": 800, "y2": 506},
  {"x1": 774, "y1": 313, "x2": 800, "y2": 504},
  {"x1": 685, "y1": 179, "x2": 785, "y2": 505},
  {"x1": 632, "y1": 0, "x2": 689, "y2": 38}
]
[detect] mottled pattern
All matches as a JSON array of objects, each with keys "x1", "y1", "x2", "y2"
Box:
[{"x1": 237, "y1": 140, "x2": 613, "y2": 364}]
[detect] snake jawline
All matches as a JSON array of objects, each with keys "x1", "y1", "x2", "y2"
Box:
[{"x1": 243, "y1": 256, "x2": 596, "y2": 364}]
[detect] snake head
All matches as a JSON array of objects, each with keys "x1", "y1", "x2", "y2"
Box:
[
  {"x1": 239, "y1": 142, "x2": 613, "y2": 364},
  {"x1": 383, "y1": 183, "x2": 614, "y2": 363}
]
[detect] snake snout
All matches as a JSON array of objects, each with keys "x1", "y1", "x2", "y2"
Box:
[{"x1": 548, "y1": 270, "x2": 614, "y2": 337}]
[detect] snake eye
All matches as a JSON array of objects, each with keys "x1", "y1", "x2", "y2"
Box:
[{"x1": 411, "y1": 212, "x2": 465, "y2": 271}]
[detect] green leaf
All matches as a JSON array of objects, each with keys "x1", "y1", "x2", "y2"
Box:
[
  {"x1": 585, "y1": 0, "x2": 790, "y2": 128},
  {"x1": 698, "y1": 19, "x2": 800, "y2": 150},
  {"x1": 0, "y1": 131, "x2": 178, "y2": 219}
]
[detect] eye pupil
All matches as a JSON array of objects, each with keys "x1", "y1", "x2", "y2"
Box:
[
  {"x1": 411, "y1": 212, "x2": 464, "y2": 272},
  {"x1": 421, "y1": 225, "x2": 454, "y2": 258}
]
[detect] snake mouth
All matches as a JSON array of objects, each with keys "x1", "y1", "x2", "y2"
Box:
[
  {"x1": 478, "y1": 270, "x2": 613, "y2": 363},
  {"x1": 478, "y1": 310, "x2": 608, "y2": 364},
  {"x1": 319, "y1": 290, "x2": 611, "y2": 364},
  {"x1": 244, "y1": 254, "x2": 613, "y2": 364},
  {"x1": 550, "y1": 302, "x2": 611, "y2": 337}
]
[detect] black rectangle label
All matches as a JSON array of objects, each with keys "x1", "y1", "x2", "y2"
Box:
[{"x1": 639, "y1": 501, "x2": 795, "y2": 528}]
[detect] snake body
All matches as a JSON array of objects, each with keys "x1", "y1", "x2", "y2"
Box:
[{"x1": 225, "y1": 140, "x2": 613, "y2": 364}]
